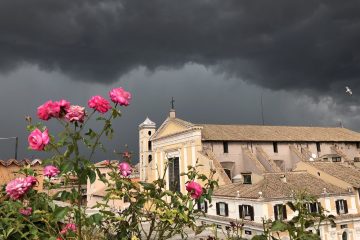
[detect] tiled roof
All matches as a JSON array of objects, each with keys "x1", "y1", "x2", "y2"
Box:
[
  {"x1": 199, "y1": 124, "x2": 360, "y2": 142},
  {"x1": 214, "y1": 172, "x2": 349, "y2": 199},
  {"x1": 308, "y1": 162, "x2": 360, "y2": 188},
  {"x1": 0, "y1": 159, "x2": 38, "y2": 166}
]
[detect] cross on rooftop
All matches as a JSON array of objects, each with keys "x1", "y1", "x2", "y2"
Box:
[{"x1": 171, "y1": 97, "x2": 175, "y2": 109}]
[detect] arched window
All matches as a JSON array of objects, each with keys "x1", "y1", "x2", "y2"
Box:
[
  {"x1": 342, "y1": 231, "x2": 348, "y2": 240},
  {"x1": 148, "y1": 141, "x2": 152, "y2": 151},
  {"x1": 148, "y1": 131, "x2": 152, "y2": 136}
]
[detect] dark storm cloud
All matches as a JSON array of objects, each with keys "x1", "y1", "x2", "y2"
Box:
[{"x1": 1, "y1": 0, "x2": 360, "y2": 97}]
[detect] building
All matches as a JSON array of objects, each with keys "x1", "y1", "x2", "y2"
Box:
[
  {"x1": 0, "y1": 158, "x2": 44, "y2": 191},
  {"x1": 139, "y1": 109, "x2": 360, "y2": 192},
  {"x1": 204, "y1": 171, "x2": 360, "y2": 240},
  {"x1": 86, "y1": 160, "x2": 140, "y2": 210}
]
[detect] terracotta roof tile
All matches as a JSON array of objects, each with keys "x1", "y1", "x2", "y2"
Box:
[
  {"x1": 199, "y1": 124, "x2": 360, "y2": 142},
  {"x1": 214, "y1": 172, "x2": 349, "y2": 199},
  {"x1": 308, "y1": 162, "x2": 360, "y2": 188}
]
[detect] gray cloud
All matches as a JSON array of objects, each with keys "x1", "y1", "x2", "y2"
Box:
[{"x1": 0, "y1": 0, "x2": 360, "y2": 98}]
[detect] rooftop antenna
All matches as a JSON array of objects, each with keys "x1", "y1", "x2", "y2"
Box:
[
  {"x1": 0, "y1": 136, "x2": 18, "y2": 159},
  {"x1": 260, "y1": 93, "x2": 265, "y2": 125}
]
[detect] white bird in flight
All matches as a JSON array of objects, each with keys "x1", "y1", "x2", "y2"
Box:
[{"x1": 345, "y1": 86, "x2": 353, "y2": 96}]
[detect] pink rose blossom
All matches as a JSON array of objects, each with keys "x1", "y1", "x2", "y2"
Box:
[
  {"x1": 44, "y1": 165, "x2": 60, "y2": 178},
  {"x1": 88, "y1": 95, "x2": 112, "y2": 113},
  {"x1": 186, "y1": 181, "x2": 203, "y2": 199},
  {"x1": 25, "y1": 176, "x2": 37, "y2": 186},
  {"x1": 19, "y1": 207, "x2": 32, "y2": 216},
  {"x1": 6, "y1": 176, "x2": 37, "y2": 200},
  {"x1": 118, "y1": 162, "x2": 132, "y2": 177},
  {"x1": 109, "y1": 88, "x2": 131, "y2": 106},
  {"x1": 65, "y1": 105, "x2": 86, "y2": 123},
  {"x1": 60, "y1": 223, "x2": 77, "y2": 235},
  {"x1": 28, "y1": 128, "x2": 50, "y2": 151},
  {"x1": 56, "y1": 99, "x2": 71, "y2": 116},
  {"x1": 37, "y1": 100, "x2": 61, "y2": 120}
]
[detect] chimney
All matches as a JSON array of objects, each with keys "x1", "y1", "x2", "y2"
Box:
[{"x1": 169, "y1": 109, "x2": 176, "y2": 118}]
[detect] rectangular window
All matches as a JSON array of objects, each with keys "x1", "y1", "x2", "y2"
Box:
[
  {"x1": 168, "y1": 157, "x2": 180, "y2": 192},
  {"x1": 198, "y1": 201, "x2": 208, "y2": 213},
  {"x1": 306, "y1": 202, "x2": 321, "y2": 213},
  {"x1": 274, "y1": 204, "x2": 287, "y2": 220},
  {"x1": 357, "y1": 142, "x2": 360, "y2": 149},
  {"x1": 239, "y1": 205, "x2": 254, "y2": 221},
  {"x1": 316, "y1": 142, "x2": 321, "y2": 152},
  {"x1": 242, "y1": 174, "x2": 252, "y2": 184},
  {"x1": 245, "y1": 230, "x2": 252, "y2": 235},
  {"x1": 216, "y1": 202, "x2": 229, "y2": 216},
  {"x1": 223, "y1": 142, "x2": 229, "y2": 153},
  {"x1": 332, "y1": 157, "x2": 341, "y2": 162},
  {"x1": 273, "y1": 142, "x2": 278, "y2": 153},
  {"x1": 335, "y1": 199, "x2": 348, "y2": 215},
  {"x1": 148, "y1": 141, "x2": 152, "y2": 151}
]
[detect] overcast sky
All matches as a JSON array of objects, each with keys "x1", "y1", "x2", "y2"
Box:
[{"x1": 1, "y1": 0, "x2": 360, "y2": 162}]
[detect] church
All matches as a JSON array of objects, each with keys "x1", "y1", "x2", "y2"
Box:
[
  {"x1": 139, "y1": 107, "x2": 360, "y2": 191},
  {"x1": 138, "y1": 107, "x2": 360, "y2": 239}
]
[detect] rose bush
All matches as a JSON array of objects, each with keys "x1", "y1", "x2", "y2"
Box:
[{"x1": 0, "y1": 87, "x2": 217, "y2": 240}]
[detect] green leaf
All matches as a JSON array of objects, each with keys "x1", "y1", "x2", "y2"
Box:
[
  {"x1": 90, "y1": 213, "x2": 103, "y2": 225},
  {"x1": 271, "y1": 220, "x2": 288, "y2": 232},
  {"x1": 85, "y1": 128, "x2": 97, "y2": 139},
  {"x1": 88, "y1": 169, "x2": 97, "y2": 184},
  {"x1": 52, "y1": 206, "x2": 69, "y2": 221},
  {"x1": 61, "y1": 161, "x2": 73, "y2": 173}
]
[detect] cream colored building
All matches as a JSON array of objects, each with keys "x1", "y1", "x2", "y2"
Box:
[
  {"x1": 139, "y1": 109, "x2": 360, "y2": 192},
  {"x1": 205, "y1": 171, "x2": 360, "y2": 240},
  {"x1": 87, "y1": 160, "x2": 140, "y2": 210}
]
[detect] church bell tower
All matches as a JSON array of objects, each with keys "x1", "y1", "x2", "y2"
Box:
[{"x1": 138, "y1": 117, "x2": 156, "y2": 181}]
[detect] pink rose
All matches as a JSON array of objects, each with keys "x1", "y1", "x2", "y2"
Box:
[
  {"x1": 6, "y1": 177, "x2": 37, "y2": 200},
  {"x1": 60, "y1": 223, "x2": 77, "y2": 235},
  {"x1": 56, "y1": 99, "x2": 71, "y2": 116},
  {"x1": 19, "y1": 207, "x2": 32, "y2": 216},
  {"x1": 109, "y1": 88, "x2": 131, "y2": 106},
  {"x1": 118, "y1": 162, "x2": 132, "y2": 177},
  {"x1": 37, "y1": 100, "x2": 61, "y2": 120},
  {"x1": 44, "y1": 165, "x2": 60, "y2": 178},
  {"x1": 25, "y1": 176, "x2": 37, "y2": 186},
  {"x1": 65, "y1": 105, "x2": 86, "y2": 123},
  {"x1": 186, "y1": 181, "x2": 203, "y2": 199},
  {"x1": 88, "y1": 95, "x2": 112, "y2": 113},
  {"x1": 28, "y1": 128, "x2": 50, "y2": 151}
]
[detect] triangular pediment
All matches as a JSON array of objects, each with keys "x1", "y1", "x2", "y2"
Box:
[{"x1": 151, "y1": 118, "x2": 195, "y2": 140}]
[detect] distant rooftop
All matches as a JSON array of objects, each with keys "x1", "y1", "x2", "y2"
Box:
[
  {"x1": 199, "y1": 124, "x2": 360, "y2": 142},
  {"x1": 0, "y1": 158, "x2": 41, "y2": 167},
  {"x1": 308, "y1": 162, "x2": 360, "y2": 188},
  {"x1": 214, "y1": 171, "x2": 350, "y2": 199}
]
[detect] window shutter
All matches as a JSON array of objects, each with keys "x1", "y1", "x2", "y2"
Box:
[
  {"x1": 282, "y1": 205, "x2": 287, "y2": 220},
  {"x1": 225, "y1": 203, "x2": 229, "y2": 216},
  {"x1": 239, "y1": 205, "x2": 243, "y2": 218},
  {"x1": 335, "y1": 200, "x2": 340, "y2": 214},
  {"x1": 344, "y1": 200, "x2": 348, "y2": 214},
  {"x1": 205, "y1": 201, "x2": 208, "y2": 213},
  {"x1": 216, "y1": 202, "x2": 220, "y2": 215},
  {"x1": 274, "y1": 205, "x2": 278, "y2": 220},
  {"x1": 317, "y1": 202, "x2": 321, "y2": 213},
  {"x1": 250, "y1": 206, "x2": 254, "y2": 221}
]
